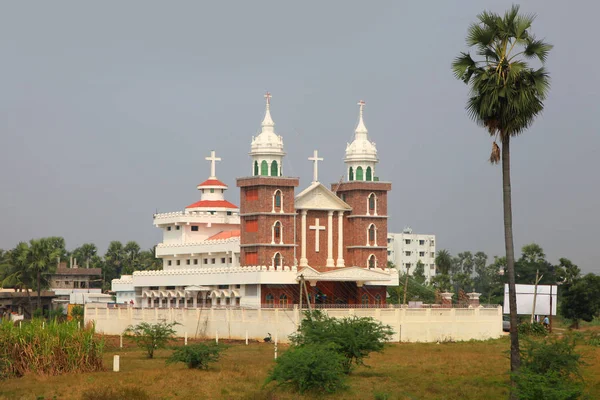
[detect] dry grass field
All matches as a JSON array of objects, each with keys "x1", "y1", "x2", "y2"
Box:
[{"x1": 1, "y1": 334, "x2": 599, "y2": 400}]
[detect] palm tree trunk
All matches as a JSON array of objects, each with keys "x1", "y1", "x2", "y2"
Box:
[
  {"x1": 37, "y1": 270, "x2": 42, "y2": 313},
  {"x1": 502, "y1": 135, "x2": 521, "y2": 395}
]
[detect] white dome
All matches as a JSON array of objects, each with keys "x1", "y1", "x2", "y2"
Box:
[
  {"x1": 344, "y1": 102, "x2": 378, "y2": 163},
  {"x1": 250, "y1": 96, "x2": 285, "y2": 157}
]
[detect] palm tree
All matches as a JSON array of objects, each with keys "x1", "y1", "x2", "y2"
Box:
[
  {"x1": 27, "y1": 238, "x2": 61, "y2": 311},
  {"x1": 1, "y1": 243, "x2": 34, "y2": 315},
  {"x1": 123, "y1": 241, "x2": 141, "y2": 274},
  {"x1": 435, "y1": 249, "x2": 453, "y2": 275},
  {"x1": 73, "y1": 243, "x2": 97, "y2": 267},
  {"x1": 452, "y1": 5, "x2": 552, "y2": 384}
]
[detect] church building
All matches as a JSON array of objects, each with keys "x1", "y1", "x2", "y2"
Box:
[{"x1": 112, "y1": 94, "x2": 398, "y2": 308}]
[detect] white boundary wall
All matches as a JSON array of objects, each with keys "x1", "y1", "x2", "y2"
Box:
[{"x1": 86, "y1": 305, "x2": 502, "y2": 343}]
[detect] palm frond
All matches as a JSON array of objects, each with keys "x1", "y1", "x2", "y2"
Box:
[
  {"x1": 451, "y1": 52, "x2": 478, "y2": 82},
  {"x1": 524, "y1": 37, "x2": 553, "y2": 63}
]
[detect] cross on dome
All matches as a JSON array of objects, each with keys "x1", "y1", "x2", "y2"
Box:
[
  {"x1": 264, "y1": 91, "x2": 272, "y2": 105},
  {"x1": 308, "y1": 150, "x2": 323, "y2": 183},
  {"x1": 205, "y1": 150, "x2": 221, "y2": 179},
  {"x1": 262, "y1": 91, "x2": 275, "y2": 128}
]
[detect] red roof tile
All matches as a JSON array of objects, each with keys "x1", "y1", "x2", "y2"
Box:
[
  {"x1": 206, "y1": 230, "x2": 241, "y2": 241},
  {"x1": 197, "y1": 179, "x2": 228, "y2": 188},
  {"x1": 185, "y1": 200, "x2": 238, "y2": 209}
]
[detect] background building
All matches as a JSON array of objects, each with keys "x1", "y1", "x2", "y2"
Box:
[{"x1": 387, "y1": 228, "x2": 436, "y2": 281}]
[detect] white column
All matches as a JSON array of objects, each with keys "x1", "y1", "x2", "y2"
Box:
[
  {"x1": 337, "y1": 211, "x2": 345, "y2": 267},
  {"x1": 326, "y1": 211, "x2": 334, "y2": 267},
  {"x1": 300, "y1": 210, "x2": 308, "y2": 266},
  {"x1": 193, "y1": 294, "x2": 197, "y2": 309}
]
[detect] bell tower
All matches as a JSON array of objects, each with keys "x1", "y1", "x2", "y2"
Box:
[
  {"x1": 238, "y1": 93, "x2": 299, "y2": 267},
  {"x1": 333, "y1": 100, "x2": 391, "y2": 269}
]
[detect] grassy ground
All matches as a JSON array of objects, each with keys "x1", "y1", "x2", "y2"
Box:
[{"x1": 1, "y1": 334, "x2": 599, "y2": 400}]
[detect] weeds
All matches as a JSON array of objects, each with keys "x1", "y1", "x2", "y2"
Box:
[{"x1": 0, "y1": 319, "x2": 104, "y2": 379}]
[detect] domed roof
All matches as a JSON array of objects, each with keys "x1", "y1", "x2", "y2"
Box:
[
  {"x1": 250, "y1": 92, "x2": 285, "y2": 157},
  {"x1": 345, "y1": 100, "x2": 378, "y2": 163}
]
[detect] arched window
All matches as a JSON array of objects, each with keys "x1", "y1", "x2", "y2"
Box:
[
  {"x1": 273, "y1": 252, "x2": 282, "y2": 267},
  {"x1": 273, "y1": 222, "x2": 282, "y2": 244},
  {"x1": 271, "y1": 160, "x2": 278, "y2": 177},
  {"x1": 356, "y1": 166, "x2": 364, "y2": 181},
  {"x1": 273, "y1": 190, "x2": 282, "y2": 212},
  {"x1": 279, "y1": 293, "x2": 288, "y2": 307},
  {"x1": 265, "y1": 293, "x2": 274, "y2": 306},
  {"x1": 366, "y1": 166, "x2": 372, "y2": 181},
  {"x1": 375, "y1": 293, "x2": 382, "y2": 305},
  {"x1": 368, "y1": 224, "x2": 376, "y2": 245},
  {"x1": 349, "y1": 167, "x2": 354, "y2": 181},
  {"x1": 254, "y1": 161, "x2": 259, "y2": 176},
  {"x1": 368, "y1": 193, "x2": 376, "y2": 215},
  {"x1": 368, "y1": 254, "x2": 376, "y2": 269},
  {"x1": 361, "y1": 294, "x2": 369, "y2": 305},
  {"x1": 261, "y1": 160, "x2": 269, "y2": 176}
]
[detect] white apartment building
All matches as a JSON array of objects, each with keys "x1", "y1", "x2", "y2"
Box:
[{"x1": 387, "y1": 228, "x2": 436, "y2": 281}]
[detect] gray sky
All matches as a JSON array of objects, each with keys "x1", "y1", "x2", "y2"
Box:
[{"x1": 1, "y1": 1, "x2": 598, "y2": 273}]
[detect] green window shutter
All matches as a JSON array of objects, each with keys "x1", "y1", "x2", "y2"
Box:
[
  {"x1": 356, "y1": 167, "x2": 363, "y2": 181},
  {"x1": 349, "y1": 167, "x2": 354, "y2": 181},
  {"x1": 261, "y1": 160, "x2": 268, "y2": 176},
  {"x1": 366, "y1": 167, "x2": 372, "y2": 181},
  {"x1": 254, "y1": 161, "x2": 259, "y2": 176},
  {"x1": 271, "y1": 160, "x2": 278, "y2": 177}
]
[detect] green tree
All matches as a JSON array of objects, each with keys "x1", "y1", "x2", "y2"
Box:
[
  {"x1": 413, "y1": 260, "x2": 426, "y2": 285},
  {"x1": 291, "y1": 311, "x2": 393, "y2": 374},
  {"x1": 124, "y1": 321, "x2": 178, "y2": 359},
  {"x1": 27, "y1": 238, "x2": 62, "y2": 311},
  {"x1": 560, "y1": 274, "x2": 600, "y2": 329},
  {"x1": 0, "y1": 243, "x2": 34, "y2": 315},
  {"x1": 452, "y1": 5, "x2": 552, "y2": 382},
  {"x1": 72, "y1": 243, "x2": 97, "y2": 268},
  {"x1": 123, "y1": 241, "x2": 141, "y2": 274},
  {"x1": 435, "y1": 250, "x2": 452, "y2": 275},
  {"x1": 556, "y1": 258, "x2": 581, "y2": 286},
  {"x1": 516, "y1": 243, "x2": 557, "y2": 284},
  {"x1": 104, "y1": 241, "x2": 125, "y2": 286}
]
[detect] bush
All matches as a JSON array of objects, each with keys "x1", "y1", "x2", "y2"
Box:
[
  {"x1": 81, "y1": 386, "x2": 150, "y2": 400},
  {"x1": 71, "y1": 305, "x2": 84, "y2": 323},
  {"x1": 291, "y1": 310, "x2": 393, "y2": 373},
  {"x1": 265, "y1": 343, "x2": 347, "y2": 394},
  {"x1": 124, "y1": 321, "x2": 178, "y2": 359},
  {"x1": 586, "y1": 332, "x2": 600, "y2": 347},
  {"x1": 0, "y1": 319, "x2": 104, "y2": 379},
  {"x1": 167, "y1": 343, "x2": 226, "y2": 369},
  {"x1": 518, "y1": 322, "x2": 547, "y2": 337},
  {"x1": 515, "y1": 337, "x2": 584, "y2": 400}
]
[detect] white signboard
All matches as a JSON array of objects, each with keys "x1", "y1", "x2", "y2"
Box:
[{"x1": 503, "y1": 284, "x2": 557, "y2": 316}]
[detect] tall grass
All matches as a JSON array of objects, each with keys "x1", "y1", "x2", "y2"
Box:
[{"x1": 0, "y1": 319, "x2": 104, "y2": 379}]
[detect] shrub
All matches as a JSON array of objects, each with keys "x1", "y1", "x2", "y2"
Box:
[
  {"x1": 81, "y1": 386, "x2": 150, "y2": 400},
  {"x1": 265, "y1": 343, "x2": 347, "y2": 394},
  {"x1": 71, "y1": 305, "x2": 84, "y2": 323},
  {"x1": 0, "y1": 319, "x2": 104, "y2": 379},
  {"x1": 124, "y1": 321, "x2": 178, "y2": 359},
  {"x1": 586, "y1": 332, "x2": 600, "y2": 347},
  {"x1": 515, "y1": 337, "x2": 584, "y2": 400},
  {"x1": 290, "y1": 310, "x2": 393, "y2": 373},
  {"x1": 518, "y1": 322, "x2": 547, "y2": 337},
  {"x1": 167, "y1": 343, "x2": 226, "y2": 369}
]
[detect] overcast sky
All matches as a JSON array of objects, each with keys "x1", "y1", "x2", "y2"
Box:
[{"x1": 1, "y1": 1, "x2": 598, "y2": 273}]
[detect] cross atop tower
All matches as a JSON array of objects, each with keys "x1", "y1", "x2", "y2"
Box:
[
  {"x1": 358, "y1": 100, "x2": 365, "y2": 118},
  {"x1": 205, "y1": 150, "x2": 221, "y2": 179},
  {"x1": 264, "y1": 91, "x2": 272, "y2": 106},
  {"x1": 308, "y1": 150, "x2": 324, "y2": 183}
]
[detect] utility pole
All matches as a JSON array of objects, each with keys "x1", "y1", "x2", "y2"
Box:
[
  {"x1": 403, "y1": 265, "x2": 410, "y2": 306},
  {"x1": 299, "y1": 274, "x2": 303, "y2": 311},
  {"x1": 531, "y1": 269, "x2": 543, "y2": 323}
]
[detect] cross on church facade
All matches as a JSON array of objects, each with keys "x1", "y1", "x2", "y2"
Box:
[
  {"x1": 205, "y1": 150, "x2": 221, "y2": 179},
  {"x1": 309, "y1": 218, "x2": 326, "y2": 252},
  {"x1": 308, "y1": 150, "x2": 323, "y2": 183}
]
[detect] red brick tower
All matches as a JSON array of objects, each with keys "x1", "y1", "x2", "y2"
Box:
[
  {"x1": 333, "y1": 101, "x2": 391, "y2": 269},
  {"x1": 237, "y1": 93, "x2": 299, "y2": 267}
]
